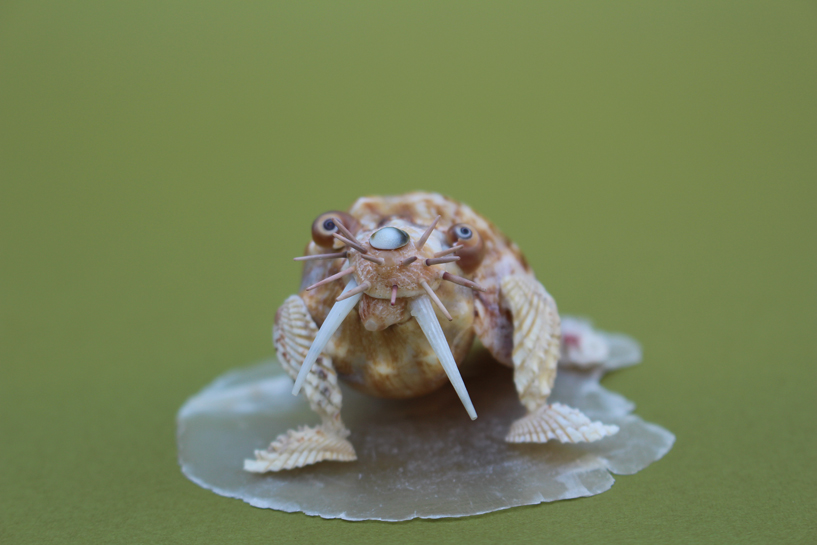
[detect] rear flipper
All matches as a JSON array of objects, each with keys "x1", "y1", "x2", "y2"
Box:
[
  {"x1": 500, "y1": 275, "x2": 618, "y2": 444},
  {"x1": 506, "y1": 402, "x2": 618, "y2": 443},
  {"x1": 244, "y1": 295, "x2": 356, "y2": 473}
]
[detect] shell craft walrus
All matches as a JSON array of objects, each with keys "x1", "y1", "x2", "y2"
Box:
[{"x1": 245, "y1": 192, "x2": 619, "y2": 472}]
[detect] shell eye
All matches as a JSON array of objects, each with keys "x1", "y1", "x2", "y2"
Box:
[
  {"x1": 369, "y1": 227, "x2": 410, "y2": 250},
  {"x1": 455, "y1": 225, "x2": 472, "y2": 240},
  {"x1": 312, "y1": 211, "x2": 358, "y2": 248},
  {"x1": 447, "y1": 223, "x2": 484, "y2": 272}
]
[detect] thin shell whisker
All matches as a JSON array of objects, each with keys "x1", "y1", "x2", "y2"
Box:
[
  {"x1": 305, "y1": 267, "x2": 355, "y2": 291},
  {"x1": 425, "y1": 256, "x2": 460, "y2": 266},
  {"x1": 293, "y1": 251, "x2": 348, "y2": 261}
]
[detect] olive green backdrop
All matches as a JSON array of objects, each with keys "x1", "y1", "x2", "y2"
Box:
[{"x1": 1, "y1": 2, "x2": 814, "y2": 544}]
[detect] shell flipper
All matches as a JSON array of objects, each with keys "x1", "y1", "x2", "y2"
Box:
[
  {"x1": 501, "y1": 274, "x2": 561, "y2": 412},
  {"x1": 273, "y1": 294, "x2": 345, "y2": 431},
  {"x1": 248, "y1": 294, "x2": 355, "y2": 472},
  {"x1": 244, "y1": 425, "x2": 357, "y2": 473},
  {"x1": 505, "y1": 403, "x2": 619, "y2": 444}
]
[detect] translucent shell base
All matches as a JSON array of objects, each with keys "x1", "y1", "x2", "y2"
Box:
[{"x1": 177, "y1": 326, "x2": 673, "y2": 521}]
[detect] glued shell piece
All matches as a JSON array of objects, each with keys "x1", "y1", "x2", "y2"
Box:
[
  {"x1": 244, "y1": 425, "x2": 356, "y2": 473},
  {"x1": 177, "y1": 319, "x2": 674, "y2": 521},
  {"x1": 560, "y1": 316, "x2": 642, "y2": 371},
  {"x1": 505, "y1": 403, "x2": 619, "y2": 443}
]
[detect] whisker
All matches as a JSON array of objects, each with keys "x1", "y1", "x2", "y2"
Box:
[
  {"x1": 425, "y1": 256, "x2": 460, "y2": 266},
  {"x1": 390, "y1": 285, "x2": 398, "y2": 306},
  {"x1": 333, "y1": 219, "x2": 356, "y2": 241},
  {"x1": 442, "y1": 272, "x2": 487, "y2": 292},
  {"x1": 332, "y1": 232, "x2": 368, "y2": 254},
  {"x1": 415, "y1": 215, "x2": 440, "y2": 251},
  {"x1": 433, "y1": 244, "x2": 463, "y2": 258},
  {"x1": 359, "y1": 254, "x2": 385, "y2": 265},
  {"x1": 400, "y1": 256, "x2": 418, "y2": 266},
  {"x1": 420, "y1": 280, "x2": 452, "y2": 321},
  {"x1": 293, "y1": 251, "x2": 347, "y2": 261},
  {"x1": 305, "y1": 267, "x2": 355, "y2": 291},
  {"x1": 337, "y1": 281, "x2": 370, "y2": 301}
]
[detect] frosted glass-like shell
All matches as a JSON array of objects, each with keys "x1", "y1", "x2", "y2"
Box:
[
  {"x1": 177, "y1": 321, "x2": 673, "y2": 521},
  {"x1": 369, "y1": 227, "x2": 410, "y2": 250}
]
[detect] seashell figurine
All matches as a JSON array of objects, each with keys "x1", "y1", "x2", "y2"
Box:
[{"x1": 244, "y1": 192, "x2": 620, "y2": 473}]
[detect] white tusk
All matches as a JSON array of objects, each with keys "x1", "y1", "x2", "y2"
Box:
[
  {"x1": 291, "y1": 278, "x2": 363, "y2": 396},
  {"x1": 409, "y1": 295, "x2": 477, "y2": 420}
]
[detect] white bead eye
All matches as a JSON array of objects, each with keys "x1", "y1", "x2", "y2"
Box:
[{"x1": 369, "y1": 227, "x2": 410, "y2": 250}]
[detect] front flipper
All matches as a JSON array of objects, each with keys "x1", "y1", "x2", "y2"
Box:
[
  {"x1": 506, "y1": 402, "x2": 619, "y2": 443},
  {"x1": 500, "y1": 275, "x2": 618, "y2": 444},
  {"x1": 244, "y1": 295, "x2": 356, "y2": 473},
  {"x1": 244, "y1": 425, "x2": 356, "y2": 473}
]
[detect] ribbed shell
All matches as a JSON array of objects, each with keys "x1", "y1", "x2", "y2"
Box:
[
  {"x1": 273, "y1": 295, "x2": 344, "y2": 431},
  {"x1": 505, "y1": 402, "x2": 619, "y2": 443},
  {"x1": 244, "y1": 425, "x2": 357, "y2": 473},
  {"x1": 502, "y1": 275, "x2": 561, "y2": 412}
]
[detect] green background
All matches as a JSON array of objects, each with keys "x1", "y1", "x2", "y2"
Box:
[{"x1": 1, "y1": 2, "x2": 814, "y2": 543}]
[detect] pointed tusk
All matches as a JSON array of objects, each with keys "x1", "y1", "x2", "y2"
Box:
[
  {"x1": 409, "y1": 295, "x2": 477, "y2": 420},
  {"x1": 292, "y1": 279, "x2": 363, "y2": 396}
]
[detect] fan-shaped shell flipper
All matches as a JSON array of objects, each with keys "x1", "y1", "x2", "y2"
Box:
[
  {"x1": 244, "y1": 295, "x2": 356, "y2": 472},
  {"x1": 501, "y1": 275, "x2": 561, "y2": 412},
  {"x1": 500, "y1": 275, "x2": 617, "y2": 444},
  {"x1": 505, "y1": 402, "x2": 619, "y2": 443},
  {"x1": 244, "y1": 425, "x2": 356, "y2": 473}
]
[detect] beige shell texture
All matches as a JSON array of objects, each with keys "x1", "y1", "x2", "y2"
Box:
[
  {"x1": 505, "y1": 403, "x2": 619, "y2": 443},
  {"x1": 244, "y1": 425, "x2": 356, "y2": 473},
  {"x1": 177, "y1": 319, "x2": 674, "y2": 521},
  {"x1": 273, "y1": 295, "x2": 343, "y2": 426},
  {"x1": 502, "y1": 274, "x2": 561, "y2": 412}
]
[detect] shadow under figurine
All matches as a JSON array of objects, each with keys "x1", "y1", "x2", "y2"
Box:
[{"x1": 245, "y1": 192, "x2": 618, "y2": 473}]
